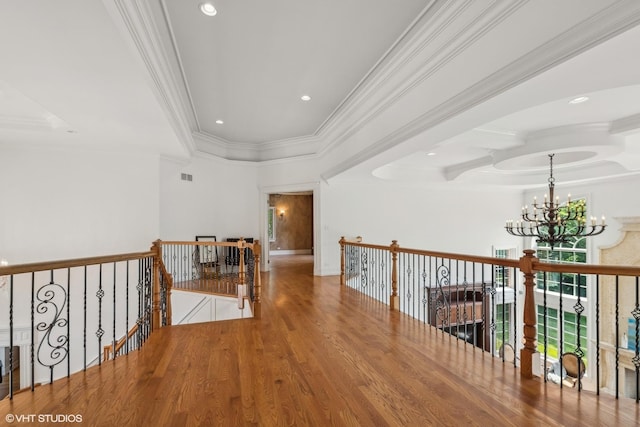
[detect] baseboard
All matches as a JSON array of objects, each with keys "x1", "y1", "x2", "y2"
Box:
[{"x1": 269, "y1": 249, "x2": 313, "y2": 256}]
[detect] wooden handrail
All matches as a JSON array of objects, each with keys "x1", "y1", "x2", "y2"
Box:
[
  {"x1": 103, "y1": 325, "x2": 139, "y2": 362},
  {"x1": 158, "y1": 240, "x2": 258, "y2": 249},
  {"x1": 0, "y1": 251, "x2": 155, "y2": 276},
  {"x1": 341, "y1": 238, "x2": 640, "y2": 277},
  {"x1": 533, "y1": 260, "x2": 640, "y2": 276},
  {"x1": 340, "y1": 239, "x2": 521, "y2": 268}
]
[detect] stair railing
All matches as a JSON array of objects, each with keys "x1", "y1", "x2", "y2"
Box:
[
  {"x1": 0, "y1": 245, "x2": 167, "y2": 400},
  {"x1": 157, "y1": 238, "x2": 262, "y2": 318}
]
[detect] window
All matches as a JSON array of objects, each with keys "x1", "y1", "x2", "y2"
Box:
[
  {"x1": 537, "y1": 307, "x2": 587, "y2": 359},
  {"x1": 496, "y1": 303, "x2": 511, "y2": 348},
  {"x1": 535, "y1": 198, "x2": 589, "y2": 361},
  {"x1": 536, "y1": 236, "x2": 587, "y2": 297},
  {"x1": 493, "y1": 248, "x2": 516, "y2": 354}
]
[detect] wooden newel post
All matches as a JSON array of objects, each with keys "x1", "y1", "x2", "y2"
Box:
[
  {"x1": 151, "y1": 239, "x2": 162, "y2": 330},
  {"x1": 238, "y1": 237, "x2": 246, "y2": 309},
  {"x1": 520, "y1": 249, "x2": 538, "y2": 378},
  {"x1": 390, "y1": 240, "x2": 399, "y2": 311},
  {"x1": 339, "y1": 236, "x2": 346, "y2": 286},
  {"x1": 253, "y1": 240, "x2": 262, "y2": 319}
]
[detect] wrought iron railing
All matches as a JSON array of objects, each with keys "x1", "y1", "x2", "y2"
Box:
[
  {"x1": 0, "y1": 238, "x2": 260, "y2": 401},
  {"x1": 340, "y1": 237, "x2": 640, "y2": 402},
  {"x1": 158, "y1": 238, "x2": 262, "y2": 317},
  {"x1": 0, "y1": 249, "x2": 165, "y2": 400}
]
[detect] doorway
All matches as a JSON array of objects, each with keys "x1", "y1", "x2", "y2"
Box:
[{"x1": 261, "y1": 185, "x2": 320, "y2": 275}]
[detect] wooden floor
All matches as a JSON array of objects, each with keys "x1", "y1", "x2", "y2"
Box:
[
  {"x1": 0, "y1": 369, "x2": 20, "y2": 401},
  {"x1": 2, "y1": 255, "x2": 639, "y2": 426}
]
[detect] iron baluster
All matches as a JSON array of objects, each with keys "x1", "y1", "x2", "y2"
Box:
[
  {"x1": 66, "y1": 268, "x2": 70, "y2": 378},
  {"x1": 112, "y1": 263, "x2": 117, "y2": 360},
  {"x1": 30, "y1": 272, "x2": 35, "y2": 391},
  {"x1": 126, "y1": 261, "x2": 129, "y2": 354},
  {"x1": 615, "y1": 275, "x2": 620, "y2": 399},
  {"x1": 96, "y1": 264, "x2": 105, "y2": 366},
  {"x1": 543, "y1": 272, "x2": 548, "y2": 383},
  {"x1": 36, "y1": 270, "x2": 69, "y2": 385},
  {"x1": 421, "y1": 259, "x2": 428, "y2": 324},
  {"x1": 574, "y1": 274, "x2": 584, "y2": 391},
  {"x1": 512, "y1": 266, "x2": 518, "y2": 366},
  {"x1": 9, "y1": 274, "x2": 14, "y2": 399},
  {"x1": 634, "y1": 276, "x2": 640, "y2": 402},
  {"x1": 559, "y1": 269, "x2": 564, "y2": 389},
  {"x1": 83, "y1": 266, "x2": 87, "y2": 371},
  {"x1": 596, "y1": 275, "x2": 601, "y2": 395}
]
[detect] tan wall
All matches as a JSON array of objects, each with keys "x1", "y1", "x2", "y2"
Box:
[{"x1": 269, "y1": 194, "x2": 313, "y2": 251}]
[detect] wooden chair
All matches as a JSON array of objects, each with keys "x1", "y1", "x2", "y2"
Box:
[{"x1": 560, "y1": 352, "x2": 586, "y2": 388}]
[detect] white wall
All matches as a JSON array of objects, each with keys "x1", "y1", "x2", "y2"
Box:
[
  {"x1": 0, "y1": 146, "x2": 159, "y2": 263},
  {"x1": 319, "y1": 178, "x2": 523, "y2": 275},
  {"x1": 171, "y1": 290, "x2": 252, "y2": 324},
  {"x1": 159, "y1": 155, "x2": 260, "y2": 242}
]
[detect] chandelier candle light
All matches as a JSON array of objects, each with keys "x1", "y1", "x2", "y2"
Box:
[{"x1": 505, "y1": 154, "x2": 606, "y2": 249}]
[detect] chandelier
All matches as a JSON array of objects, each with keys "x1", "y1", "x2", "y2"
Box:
[{"x1": 505, "y1": 154, "x2": 606, "y2": 250}]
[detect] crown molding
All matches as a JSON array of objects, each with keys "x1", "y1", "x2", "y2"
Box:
[
  {"x1": 193, "y1": 130, "x2": 322, "y2": 162},
  {"x1": 321, "y1": 0, "x2": 640, "y2": 180},
  {"x1": 611, "y1": 113, "x2": 640, "y2": 135},
  {"x1": 107, "y1": 0, "x2": 640, "y2": 174},
  {"x1": 317, "y1": 0, "x2": 527, "y2": 157},
  {"x1": 104, "y1": 0, "x2": 197, "y2": 156},
  {"x1": 444, "y1": 156, "x2": 493, "y2": 181}
]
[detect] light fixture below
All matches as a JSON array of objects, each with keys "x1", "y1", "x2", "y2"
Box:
[
  {"x1": 200, "y1": 3, "x2": 217, "y2": 16},
  {"x1": 568, "y1": 96, "x2": 589, "y2": 104},
  {"x1": 215, "y1": 119, "x2": 224, "y2": 125},
  {"x1": 426, "y1": 152, "x2": 436, "y2": 156},
  {"x1": 300, "y1": 95, "x2": 311, "y2": 101},
  {"x1": 505, "y1": 154, "x2": 606, "y2": 250},
  {"x1": 279, "y1": 209, "x2": 285, "y2": 218}
]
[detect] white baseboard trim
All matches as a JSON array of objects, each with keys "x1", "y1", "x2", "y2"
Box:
[{"x1": 270, "y1": 249, "x2": 313, "y2": 256}]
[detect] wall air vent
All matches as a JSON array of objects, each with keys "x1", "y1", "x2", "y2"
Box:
[{"x1": 181, "y1": 173, "x2": 193, "y2": 182}]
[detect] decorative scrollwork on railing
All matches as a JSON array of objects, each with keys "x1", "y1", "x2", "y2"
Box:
[
  {"x1": 360, "y1": 251, "x2": 368, "y2": 289},
  {"x1": 143, "y1": 264, "x2": 153, "y2": 333},
  {"x1": 633, "y1": 305, "x2": 640, "y2": 369},
  {"x1": 36, "y1": 282, "x2": 69, "y2": 373},
  {"x1": 461, "y1": 281, "x2": 469, "y2": 324},
  {"x1": 434, "y1": 265, "x2": 451, "y2": 327},
  {"x1": 160, "y1": 273, "x2": 168, "y2": 326}
]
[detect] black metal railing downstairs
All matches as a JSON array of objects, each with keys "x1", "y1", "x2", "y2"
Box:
[
  {"x1": 340, "y1": 237, "x2": 640, "y2": 403},
  {"x1": 0, "y1": 247, "x2": 170, "y2": 400},
  {"x1": 158, "y1": 239, "x2": 262, "y2": 316}
]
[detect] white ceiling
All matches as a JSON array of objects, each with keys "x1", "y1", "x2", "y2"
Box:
[
  {"x1": 162, "y1": 0, "x2": 430, "y2": 143},
  {"x1": 2, "y1": 0, "x2": 640, "y2": 188}
]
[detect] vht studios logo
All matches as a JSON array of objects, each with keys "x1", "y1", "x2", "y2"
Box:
[{"x1": 5, "y1": 413, "x2": 83, "y2": 423}]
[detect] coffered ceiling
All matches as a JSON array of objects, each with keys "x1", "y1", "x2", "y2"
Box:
[{"x1": 2, "y1": 0, "x2": 640, "y2": 187}]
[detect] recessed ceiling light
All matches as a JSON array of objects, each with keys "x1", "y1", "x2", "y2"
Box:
[
  {"x1": 426, "y1": 152, "x2": 436, "y2": 156},
  {"x1": 568, "y1": 96, "x2": 589, "y2": 105},
  {"x1": 200, "y1": 3, "x2": 217, "y2": 16},
  {"x1": 300, "y1": 95, "x2": 311, "y2": 101},
  {"x1": 215, "y1": 119, "x2": 224, "y2": 125}
]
